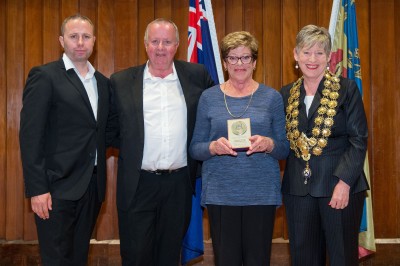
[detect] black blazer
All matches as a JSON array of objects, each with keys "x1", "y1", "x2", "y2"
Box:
[
  {"x1": 20, "y1": 59, "x2": 110, "y2": 201},
  {"x1": 108, "y1": 60, "x2": 214, "y2": 211},
  {"x1": 280, "y1": 76, "x2": 369, "y2": 197}
]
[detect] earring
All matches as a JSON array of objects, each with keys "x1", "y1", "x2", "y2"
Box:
[
  {"x1": 326, "y1": 64, "x2": 330, "y2": 70},
  {"x1": 295, "y1": 62, "x2": 299, "y2": 69}
]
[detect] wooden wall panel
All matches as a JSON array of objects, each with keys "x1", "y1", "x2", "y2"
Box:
[
  {"x1": 43, "y1": 0, "x2": 61, "y2": 63},
  {"x1": 23, "y1": 0, "x2": 43, "y2": 241},
  {"x1": 0, "y1": 0, "x2": 7, "y2": 240},
  {"x1": 173, "y1": 0, "x2": 189, "y2": 61},
  {"x1": 114, "y1": 0, "x2": 138, "y2": 72},
  {"x1": 213, "y1": 0, "x2": 226, "y2": 53},
  {"x1": 6, "y1": 0, "x2": 25, "y2": 240},
  {"x1": 357, "y1": 0, "x2": 371, "y2": 124},
  {"x1": 155, "y1": 0, "x2": 172, "y2": 20},
  {"x1": 263, "y1": 0, "x2": 285, "y2": 238},
  {"x1": 370, "y1": 0, "x2": 399, "y2": 238},
  {"x1": 300, "y1": 0, "x2": 318, "y2": 26},
  {"x1": 137, "y1": 0, "x2": 155, "y2": 64},
  {"x1": 225, "y1": 0, "x2": 243, "y2": 34},
  {"x1": 60, "y1": 0, "x2": 79, "y2": 21},
  {"x1": 282, "y1": 0, "x2": 299, "y2": 86},
  {"x1": 317, "y1": 1, "x2": 332, "y2": 27},
  {"x1": 95, "y1": 0, "x2": 118, "y2": 240},
  {"x1": 243, "y1": 0, "x2": 263, "y2": 83},
  {"x1": 1, "y1": 0, "x2": 400, "y2": 242}
]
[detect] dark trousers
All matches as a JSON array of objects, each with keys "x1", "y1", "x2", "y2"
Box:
[
  {"x1": 207, "y1": 204, "x2": 276, "y2": 266},
  {"x1": 284, "y1": 192, "x2": 366, "y2": 266},
  {"x1": 35, "y1": 170, "x2": 102, "y2": 266},
  {"x1": 118, "y1": 168, "x2": 192, "y2": 266}
]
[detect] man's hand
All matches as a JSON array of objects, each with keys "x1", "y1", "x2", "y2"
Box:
[{"x1": 31, "y1": 193, "x2": 52, "y2": 219}]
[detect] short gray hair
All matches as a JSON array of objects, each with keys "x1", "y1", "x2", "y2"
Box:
[{"x1": 144, "y1": 18, "x2": 179, "y2": 44}]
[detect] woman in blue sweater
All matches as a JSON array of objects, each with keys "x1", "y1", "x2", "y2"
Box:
[{"x1": 189, "y1": 31, "x2": 289, "y2": 266}]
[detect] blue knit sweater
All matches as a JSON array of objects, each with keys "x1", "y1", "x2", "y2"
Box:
[{"x1": 189, "y1": 84, "x2": 289, "y2": 206}]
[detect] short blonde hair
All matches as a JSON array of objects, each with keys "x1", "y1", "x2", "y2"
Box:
[
  {"x1": 220, "y1": 31, "x2": 258, "y2": 60},
  {"x1": 295, "y1": 25, "x2": 331, "y2": 55}
]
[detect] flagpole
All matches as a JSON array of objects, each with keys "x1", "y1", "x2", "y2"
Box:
[{"x1": 329, "y1": 0, "x2": 341, "y2": 44}]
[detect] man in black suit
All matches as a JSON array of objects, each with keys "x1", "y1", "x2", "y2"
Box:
[
  {"x1": 108, "y1": 18, "x2": 214, "y2": 265},
  {"x1": 19, "y1": 14, "x2": 110, "y2": 266}
]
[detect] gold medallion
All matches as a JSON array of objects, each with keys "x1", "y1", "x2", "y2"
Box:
[{"x1": 285, "y1": 70, "x2": 341, "y2": 184}]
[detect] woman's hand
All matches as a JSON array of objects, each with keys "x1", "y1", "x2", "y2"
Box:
[
  {"x1": 209, "y1": 137, "x2": 237, "y2": 156},
  {"x1": 329, "y1": 179, "x2": 350, "y2": 209},
  {"x1": 246, "y1": 135, "x2": 275, "y2": 155}
]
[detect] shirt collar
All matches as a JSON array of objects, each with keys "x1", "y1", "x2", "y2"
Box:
[
  {"x1": 143, "y1": 61, "x2": 177, "y2": 81},
  {"x1": 62, "y1": 53, "x2": 95, "y2": 78}
]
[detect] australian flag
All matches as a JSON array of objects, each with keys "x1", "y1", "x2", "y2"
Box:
[
  {"x1": 188, "y1": 0, "x2": 224, "y2": 84},
  {"x1": 181, "y1": 1, "x2": 223, "y2": 265}
]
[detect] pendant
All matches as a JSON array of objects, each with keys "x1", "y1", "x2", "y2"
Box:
[{"x1": 302, "y1": 163, "x2": 312, "y2": 184}]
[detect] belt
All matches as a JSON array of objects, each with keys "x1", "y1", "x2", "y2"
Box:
[{"x1": 141, "y1": 166, "x2": 186, "y2": 175}]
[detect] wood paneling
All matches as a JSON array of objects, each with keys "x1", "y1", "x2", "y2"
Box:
[
  {"x1": 23, "y1": 0, "x2": 43, "y2": 241},
  {"x1": 370, "y1": 0, "x2": 399, "y2": 238},
  {"x1": 0, "y1": 0, "x2": 399, "y2": 242},
  {"x1": 6, "y1": 0, "x2": 25, "y2": 240},
  {"x1": 0, "y1": 0, "x2": 7, "y2": 240}
]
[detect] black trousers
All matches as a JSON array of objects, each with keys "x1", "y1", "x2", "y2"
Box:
[
  {"x1": 35, "y1": 169, "x2": 102, "y2": 266},
  {"x1": 207, "y1": 204, "x2": 276, "y2": 266},
  {"x1": 284, "y1": 192, "x2": 366, "y2": 266},
  {"x1": 118, "y1": 167, "x2": 192, "y2": 266}
]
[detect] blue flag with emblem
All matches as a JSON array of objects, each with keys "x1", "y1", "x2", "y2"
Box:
[{"x1": 329, "y1": 0, "x2": 376, "y2": 259}]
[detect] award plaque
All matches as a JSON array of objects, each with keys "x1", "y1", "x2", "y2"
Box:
[{"x1": 227, "y1": 118, "x2": 251, "y2": 150}]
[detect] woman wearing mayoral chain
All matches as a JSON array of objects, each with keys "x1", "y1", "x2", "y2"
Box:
[
  {"x1": 190, "y1": 31, "x2": 289, "y2": 265},
  {"x1": 280, "y1": 25, "x2": 369, "y2": 266}
]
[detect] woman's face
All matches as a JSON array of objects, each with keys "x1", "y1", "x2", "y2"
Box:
[
  {"x1": 294, "y1": 43, "x2": 331, "y2": 81},
  {"x1": 224, "y1": 46, "x2": 256, "y2": 83}
]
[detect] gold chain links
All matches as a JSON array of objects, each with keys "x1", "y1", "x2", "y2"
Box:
[{"x1": 286, "y1": 70, "x2": 341, "y2": 162}]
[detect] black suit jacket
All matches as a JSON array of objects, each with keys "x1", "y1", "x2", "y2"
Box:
[
  {"x1": 108, "y1": 60, "x2": 214, "y2": 211},
  {"x1": 280, "y1": 76, "x2": 369, "y2": 197},
  {"x1": 20, "y1": 58, "x2": 110, "y2": 201}
]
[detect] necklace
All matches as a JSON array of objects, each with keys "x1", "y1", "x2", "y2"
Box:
[
  {"x1": 223, "y1": 81, "x2": 255, "y2": 118},
  {"x1": 285, "y1": 70, "x2": 340, "y2": 184}
]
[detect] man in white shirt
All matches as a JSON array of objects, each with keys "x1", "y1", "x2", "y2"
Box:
[
  {"x1": 108, "y1": 18, "x2": 214, "y2": 265},
  {"x1": 20, "y1": 14, "x2": 110, "y2": 266}
]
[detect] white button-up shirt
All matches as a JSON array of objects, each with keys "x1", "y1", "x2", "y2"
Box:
[{"x1": 141, "y1": 62, "x2": 187, "y2": 171}]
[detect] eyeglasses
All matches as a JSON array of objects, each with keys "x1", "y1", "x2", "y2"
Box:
[{"x1": 225, "y1": 55, "x2": 253, "y2": 65}]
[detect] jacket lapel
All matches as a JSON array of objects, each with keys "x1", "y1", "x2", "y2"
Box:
[
  {"x1": 133, "y1": 66, "x2": 145, "y2": 143},
  {"x1": 62, "y1": 60, "x2": 96, "y2": 121},
  {"x1": 95, "y1": 72, "x2": 107, "y2": 124},
  {"x1": 174, "y1": 61, "x2": 191, "y2": 108},
  {"x1": 307, "y1": 89, "x2": 322, "y2": 120}
]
